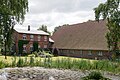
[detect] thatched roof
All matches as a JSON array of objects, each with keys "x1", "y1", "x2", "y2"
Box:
[{"x1": 52, "y1": 20, "x2": 108, "y2": 50}]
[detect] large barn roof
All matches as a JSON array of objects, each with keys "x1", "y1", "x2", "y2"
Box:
[{"x1": 52, "y1": 20, "x2": 108, "y2": 50}]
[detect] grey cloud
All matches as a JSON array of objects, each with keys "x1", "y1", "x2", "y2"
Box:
[
  {"x1": 23, "y1": 10, "x2": 95, "y2": 31},
  {"x1": 20, "y1": 0, "x2": 107, "y2": 32},
  {"x1": 29, "y1": 0, "x2": 106, "y2": 14}
]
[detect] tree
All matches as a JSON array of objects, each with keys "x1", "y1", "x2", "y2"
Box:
[
  {"x1": 0, "y1": 0, "x2": 28, "y2": 59},
  {"x1": 37, "y1": 25, "x2": 51, "y2": 35},
  {"x1": 53, "y1": 26, "x2": 61, "y2": 33},
  {"x1": 94, "y1": 0, "x2": 120, "y2": 59}
]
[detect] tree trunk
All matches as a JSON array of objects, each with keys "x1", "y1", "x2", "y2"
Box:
[
  {"x1": 5, "y1": 40, "x2": 7, "y2": 59},
  {"x1": 112, "y1": 41, "x2": 118, "y2": 60}
]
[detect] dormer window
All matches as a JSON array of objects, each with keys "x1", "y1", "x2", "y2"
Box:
[
  {"x1": 23, "y1": 34, "x2": 26, "y2": 40},
  {"x1": 30, "y1": 35, "x2": 34, "y2": 41}
]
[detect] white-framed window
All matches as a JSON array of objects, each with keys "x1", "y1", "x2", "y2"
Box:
[
  {"x1": 38, "y1": 35, "x2": 41, "y2": 41},
  {"x1": 44, "y1": 36, "x2": 47, "y2": 41},
  {"x1": 88, "y1": 51, "x2": 92, "y2": 56},
  {"x1": 98, "y1": 51, "x2": 103, "y2": 56},
  {"x1": 23, "y1": 45, "x2": 26, "y2": 51},
  {"x1": 30, "y1": 35, "x2": 34, "y2": 41},
  {"x1": 44, "y1": 45, "x2": 47, "y2": 48},
  {"x1": 23, "y1": 34, "x2": 26, "y2": 40},
  {"x1": 30, "y1": 45, "x2": 33, "y2": 51}
]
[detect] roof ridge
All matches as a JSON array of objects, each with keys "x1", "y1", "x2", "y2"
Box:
[{"x1": 62, "y1": 19, "x2": 105, "y2": 28}]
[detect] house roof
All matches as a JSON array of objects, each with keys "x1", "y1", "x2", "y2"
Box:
[
  {"x1": 52, "y1": 20, "x2": 108, "y2": 50},
  {"x1": 14, "y1": 28, "x2": 49, "y2": 35}
]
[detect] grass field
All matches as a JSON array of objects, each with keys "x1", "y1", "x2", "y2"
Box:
[
  {"x1": 0, "y1": 55, "x2": 95, "y2": 62},
  {"x1": 0, "y1": 55, "x2": 120, "y2": 74}
]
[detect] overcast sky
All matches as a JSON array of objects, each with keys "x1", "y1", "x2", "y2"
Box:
[{"x1": 15, "y1": 0, "x2": 107, "y2": 32}]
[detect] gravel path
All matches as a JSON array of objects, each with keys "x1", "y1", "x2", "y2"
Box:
[{"x1": 0, "y1": 67, "x2": 119, "y2": 80}]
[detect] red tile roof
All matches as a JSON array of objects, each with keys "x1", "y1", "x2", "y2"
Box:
[{"x1": 52, "y1": 20, "x2": 108, "y2": 50}]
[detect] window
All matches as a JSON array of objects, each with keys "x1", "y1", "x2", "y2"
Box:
[
  {"x1": 69, "y1": 50, "x2": 74, "y2": 54},
  {"x1": 23, "y1": 45, "x2": 26, "y2": 52},
  {"x1": 98, "y1": 51, "x2": 103, "y2": 56},
  {"x1": 30, "y1": 35, "x2": 34, "y2": 41},
  {"x1": 23, "y1": 34, "x2": 26, "y2": 40},
  {"x1": 44, "y1": 36, "x2": 47, "y2": 41},
  {"x1": 63, "y1": 50, "x2": 69, "y2": 53},
  {"x1": 38, "y1": 45, "x2": 41, "y2": 48},
  {"x1": 44, "y1": 45, "x2": 47, "y2": 48},
  {"x1": 88, "y1": 51, "x2": 92, "y2": 56},
  {"x1": 59, "y1": 50, "x2": 62, "y2": 53},
  {"x1": 76, "y1": 50, "x2": 80, "y2": 54},
  {"x1": 30, "y1": 45, "x2": 33, "y2": 51},
  {"x1": 80, "y1": 50, "x2": 83, "y2": 55},
  {"x1": 38, "y1": 35, "x2": 41, "y2": 41}
]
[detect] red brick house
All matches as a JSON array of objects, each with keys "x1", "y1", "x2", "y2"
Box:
[
  {"x1": 13, "y1": 25, "x2": 54, "y2": 53},
  {"x1": 52, "y1": 20, "x2": 112, "y2": 59}
]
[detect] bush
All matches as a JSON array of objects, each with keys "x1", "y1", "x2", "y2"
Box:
[
  {"x1": 42, "y1": 51, "x2": 53, "y2": 57},
  {"x1": 53, "y1": 48, "x2": 59, "y2": 56},
  {"x1": 81, "y1": 71, "x2": 111, "y2": 80},
  {"x1": 18, "y1": 40, "x2": 29, "y2": 55},
  {"x1": 28, "y1": 54, "x2": 35, "y2": 57},
  {"x1": 29, "y1": 56, "x2": 35, "y2": 66},
  {"x1": 33, "y1": 41, "x2": 38, "y2": 52},
  {"x1": 33, "y1": 51, "x2": 39, "y2": 57},
  {"x1": 17, "y1": 57, "x2": 24, "y2": 67},
  {"x1": 11, "y1": 57, "x2": 17, "y2": 67},
  {"x1": 31, "y1": 50, "x2": 53, "y2": 58},
  {"x1": 0, "y1": 61, "x2": 6, "y2": 69}
]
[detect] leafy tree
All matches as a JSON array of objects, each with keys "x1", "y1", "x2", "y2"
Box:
[
  {"x1": 53, "y1": 26, "x2": 61, "y2": 33},
  {"x1": 0, "y1": 0, "x2": 28, "y2": 59},
  {"x1": 37, "y1": 25, "x2": 51, "y2": 35},
  {"x1": 94, "y1": 0, "x2": 120, "y2": 59}
]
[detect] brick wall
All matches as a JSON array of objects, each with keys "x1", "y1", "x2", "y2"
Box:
[
  {"x1": 14, "y1": 31, "x2": 49, "y2": 53},
  {"x1": 59, "y1": 49, "x2": 112, "y2": 60}
]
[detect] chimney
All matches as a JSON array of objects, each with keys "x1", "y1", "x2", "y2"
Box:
[{"x1": 28, "y1": 25, "x2": 30, "y2": 31}]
